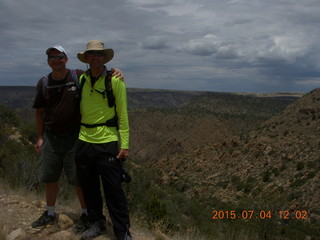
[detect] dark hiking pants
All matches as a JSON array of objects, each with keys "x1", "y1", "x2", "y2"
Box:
[{"x1": 75, "y1": 140, "x2": 130, "y2": 239}]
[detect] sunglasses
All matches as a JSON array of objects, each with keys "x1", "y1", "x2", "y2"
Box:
[
  {"x1": 86, "y1": 50, "x2": 105, "y2": 57},
  {"x1": 48, "y1": 54, "x2": 66, "y2": 60}
]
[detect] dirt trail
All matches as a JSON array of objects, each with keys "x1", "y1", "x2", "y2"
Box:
[{"x1": 0, "y1": 187, "x2": 159, "y2": 240}]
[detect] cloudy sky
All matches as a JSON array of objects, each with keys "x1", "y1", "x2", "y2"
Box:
[{"x1": 1, "y1": 0, "x2": 320, "y2": 93}]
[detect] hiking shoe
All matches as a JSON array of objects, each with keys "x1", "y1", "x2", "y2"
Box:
[
  {"x1": 31, "y1": 211, "x2": 57, "y2": 228},
  {"x1": 80, "y1": 219, "x2": 107, "y2": 240},
  {"x1": 120, "y1": 231, "x2": 132, "y2": 240},
  {"x1": 73, "y1": 213, "x2": 93, "y2": 234}
]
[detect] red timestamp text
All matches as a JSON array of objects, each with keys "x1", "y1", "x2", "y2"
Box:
[
  {"x1": 212, "y1": 210, "x2": 308, "y2": 220},
  {"x1": 278, "y1": 210, "x2": 308, "y2": 220},
  {"x1": 212, "y1": 210, "x2": 272, "y2": 220}
]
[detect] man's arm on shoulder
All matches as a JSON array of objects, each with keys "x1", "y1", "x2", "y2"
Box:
[{"x1": 111, "y1": 68, "x2": 124, "y2": 80}]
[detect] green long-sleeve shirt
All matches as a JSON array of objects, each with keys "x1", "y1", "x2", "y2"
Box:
[{"x1": 78, "y1": 72, "x2": 129, "y2": 149}]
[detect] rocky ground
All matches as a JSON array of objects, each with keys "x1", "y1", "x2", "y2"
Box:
[{"x1": 0, "y1": 186, "x2": 169, "y2": 240}]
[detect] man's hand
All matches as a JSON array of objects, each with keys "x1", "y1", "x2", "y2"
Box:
[
  {"x1": 111, "y1": 68, "x2": 124, "y2": 80},
  {"x1": 35, "y1": 137, "x2": 43, "y2": 153},
  {"x1": 117, "y1": 149, "x2": 129, "y2": 159}
]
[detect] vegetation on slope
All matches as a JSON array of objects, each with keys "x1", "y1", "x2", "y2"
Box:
[{"x1": 2, "y1": 87, "x2": 319, "y2": 239}]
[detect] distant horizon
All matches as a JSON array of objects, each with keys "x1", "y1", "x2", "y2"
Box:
[{"x1": 0, "y1": 85, "x2": 307, "y2": 96}]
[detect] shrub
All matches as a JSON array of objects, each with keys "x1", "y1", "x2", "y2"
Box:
[
  {"x1": 290, "y1": 178, "x2": 308, "y2": 188},
  {"x1": 231, "y1": 175, "x2": 246, "y2": 191},
  {"x1": 263, "y1": 171, "x2": 271, "y2": 182},
  {"x1": 307, "y1": 171, "x2": 316, "y2": 179},
  {"x1": 146, "y1": 194, "x2": 169, "y2": 224},
  {"x1": 0, "y1": 104, "x2": 20, "y2": 127},
  {"x1": 296, "y1": 161, "x2": 305, "y2": 171},
  {"x1": 280, "y1": 164, "x2": 287, "y2": 171},
  {"x1": 1, "y1": 140, "x2": 39, "y2": 190},
  {"x1": 216, "y1": 180, "x2": 229, "y2": 189},
  {"x1": 271, "y1": 167, "x2": 280, "y2": 177}
]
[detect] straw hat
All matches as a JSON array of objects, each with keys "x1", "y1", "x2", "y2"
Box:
[{"x1": 77, "y1": 40, "x2": 114, "y2": 64}]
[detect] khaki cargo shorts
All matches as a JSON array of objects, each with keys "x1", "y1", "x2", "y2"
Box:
[{"x1": 39, "y1": 130, "x2": 79, "y2": 185}]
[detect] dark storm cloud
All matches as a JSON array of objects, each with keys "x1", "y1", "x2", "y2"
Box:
[{"x1": 0, "y1": 0, "x2": 319, "y2": 93}]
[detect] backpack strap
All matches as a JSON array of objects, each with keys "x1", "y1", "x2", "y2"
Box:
[
  {"x1": 70, "y1": 69, "x2": 80, "y2": 88},
  {"x1": 105, "y1": 70, "x2": 115, "y2": 108},
  {"x1": 79, "y1": 69, "x2": 115, "y2": 107},
  {"x1": 80, "y1": 115, "x2": 118, "y2": 128},
  {"x1": 41, "y1": 75, "x2": 49, "y2": 96},
  {"x1": 80, "y1": 68, "x2": 118, "y2": 129},
  {"x1": 42, "y1": 69, "x2": 79, "y2": 95}
]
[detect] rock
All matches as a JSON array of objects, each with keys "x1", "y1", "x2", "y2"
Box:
[
  {"x1": 154, "y1": 230, "x2": 171, "y2": 240},
  {"x1": 7, "y1": 209, "x2": 14, "y2": 213},
  {"x1": 94, "y1": 235, "x2": 112, "y2": 240},
  {"x1": 31, "y1": 200, "x2": 46, "y2": 208},
  {"x1": 6, "y1": 228, "x2": 27, "y2": 240},
  {"x1": 58, "y1": 214, "x2": 73, "y2": 230},
  {"x1": 49, "y1": 230, "x2": 72, "y2": 240}
]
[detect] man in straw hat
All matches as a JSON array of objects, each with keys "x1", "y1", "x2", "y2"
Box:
[
  {"x1": 75, "y1": 40, "x2": 131, "y2": 240},
  {"x1": 32, "y1": 45, "x2": 124, "y2": 230}
]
